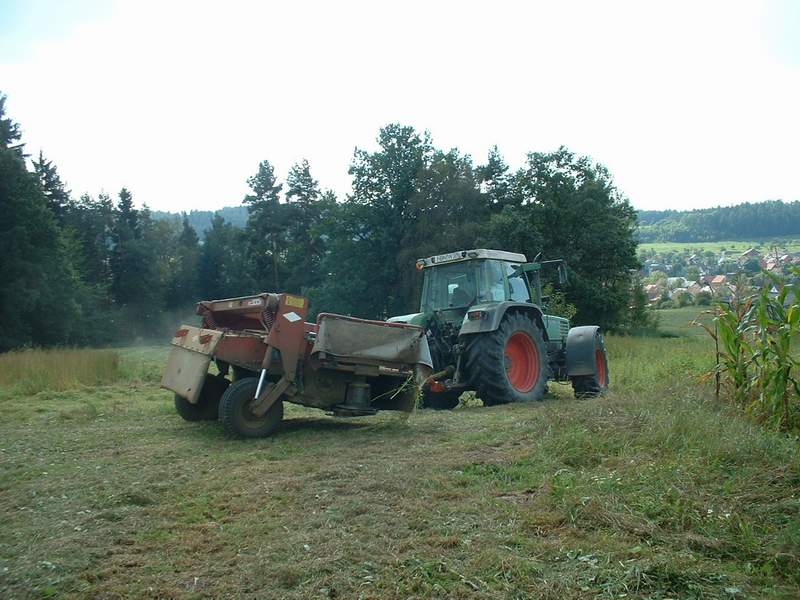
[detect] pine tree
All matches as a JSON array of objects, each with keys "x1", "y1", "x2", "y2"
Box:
[
  {"x1": 110, "y1": 188, "x2": 159, "y2": 311},
  {"x1": 477, "y1": 145, "x2": 511, "y2": 207},
  {"x1": 0, "y1": 96, "x2": 81, "y2": 349},
  {"x1": 284, "y1": 159, "x2": 324, "y2": 294},
  {"x1": 33, "y1": 151, "x2": 72, "y2": 221},
  {"x1": 0, "y1": 92, "x2": 23, "y2": 155},
  {"x1": 166, "y1": 214, "x2": 200, "y2": 308},
  {"x1": 243, "y1": 160, "x2": 286, "y2": 291}
]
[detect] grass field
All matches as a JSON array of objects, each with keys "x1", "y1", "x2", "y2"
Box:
[
  {"x1": 1, "y1": 335, "x2": 799, "y2": 599},
  {"x1": 654, "y1": 306, "x2": 712, "y2": 338},
  {"x1": 639, "y1": 238, "x2": 800, "y2": 254}
]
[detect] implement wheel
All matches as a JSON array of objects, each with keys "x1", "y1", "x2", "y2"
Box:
[
  {"x1": 174, "y1": 374, "x2": 229, "y2": 422},
  {"x1": 464, "y1": 312, "x2": 550, "y2": 406},
  {"x1": 571, "y1": 331, "x2": 609, "y2": 398},
  {"x1": 219, "y1": 377, "x2": 283, "y2": 439}
]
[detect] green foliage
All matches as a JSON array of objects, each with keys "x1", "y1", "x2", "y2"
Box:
[
  {"x1": 0, "y1": 92, "x2": 22, "y2": 152},
  {"x1": 243, "y1": 160, "x2": 285, "y2": 291},
  {"x1": 0, "y1": 100, "x2": 82, "y2": 351},
  {"x1": 0, "y1": 94, "x2": 645, "y2": 349},
  {"x1": 672, "y1": 290, "x2": 693, "y2": 308},
  {"x1": 541, "y1": 284, "x2": 577, "y2": 320},
  {"x1": 164, "y1": 215, "x2": 200, "y2": 308},
  {"x1": 507, "y1": 147, "x2": 640, "y2": 329},
  {"x1": 33, "y1": 150, "x2": 71, "y2": 222},
  {"x1": 284, "y1": 159, "x2": 328, "y2": 294},
  {"x1": 695, "y1": 291, "x2": 712, "y2": 306},
  {"x1": 620, "y1": 278, "x2": 660, "y2": 334},
  {"x1": 698, "y1": 269, "x2": 800, "y2": 432}
]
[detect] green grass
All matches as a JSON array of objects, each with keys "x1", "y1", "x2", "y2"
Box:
[
  {"x1": 654, "y1": 306, "x2": 713, "y2": 337},
  {"x1": 639, "y1": 238, "x2": 800, "y2": 254},
  {"x1": 1, "y1": 341, "x2": 799, "y2": 599}
]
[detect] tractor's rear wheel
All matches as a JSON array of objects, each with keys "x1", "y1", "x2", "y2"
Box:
[
  {"x1": 218, "y1": 377, "x2": 283, "y2": 439},
  {"x1": 571, "y1": 332, "x2": 609, "y2": 398},
  {"x1": 174, "y1": 373, "x2": 229, "y2": 422},
  {"x1": 464, "y1": 312, "x2": 550, "y2": 406}
]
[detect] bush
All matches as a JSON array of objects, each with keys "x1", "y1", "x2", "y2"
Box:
[
  {"x1": 672, "y1": 291, "x2": 693, "y2": 308},
  {"x1": 695, "y1": 291, "x2": 712, "y2": 306}
]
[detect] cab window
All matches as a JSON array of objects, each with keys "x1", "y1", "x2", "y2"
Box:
[{"x1": 505, "y1": 263, "x2": 531, "y2": 302}]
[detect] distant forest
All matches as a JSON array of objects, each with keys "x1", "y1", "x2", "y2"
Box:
[
  {"x1": 637, "y1": 200, "x2": 800, "y2": 242},
  {"x1": 156, "y1": 196, "x2": 800, "y2": 245},
  {"x1": 152, "y1": 205, "x2": 248, "y2": 234}
]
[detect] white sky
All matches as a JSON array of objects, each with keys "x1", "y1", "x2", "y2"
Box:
[{"x1": 1, "y1": 0, "x2": 799, "y2": 212}]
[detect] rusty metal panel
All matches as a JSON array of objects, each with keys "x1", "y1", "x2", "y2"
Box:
[
  {"x1": 311, "y1": 314, "x2": 433, "y2": 369},
  {"x1": 214, "y1": 333, "x2": 268, "y2": 372},
  {"x1": 265, "y1": 294, "x2": 310, "y2": 379},
  {"x1": 161, "y1": 325, "x2": 223, "y2": 403}
]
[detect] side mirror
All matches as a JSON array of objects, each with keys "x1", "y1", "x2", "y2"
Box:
[{"x1": 558, "y1": 263, "x2": 569, "y2": 285}]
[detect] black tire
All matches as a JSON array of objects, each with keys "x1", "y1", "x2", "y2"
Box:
[
  {"x1": 218, "y1": 377, "x2": 283, "y2": 439},
  {"x1": 174, "y1": 374, "x2": 229, "y2": 421},
  {"x1": 422, "y1": 389, "x2": 461, "y2": 410},
  {"x1": 463, "y1": 312, "x2": 550, "y2": 406},
  {"x1": 570, "y1": 331, "x2": 609, "y2": 399}
]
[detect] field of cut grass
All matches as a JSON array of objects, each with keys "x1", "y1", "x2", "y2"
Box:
[
  {"x1": 1, "y1": 339, "x2": 799, "y2": 599},
  {"x1": 638, "y1": 238, "x2": 800, "y2": 254}
]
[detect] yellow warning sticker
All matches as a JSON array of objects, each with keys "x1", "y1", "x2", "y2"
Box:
[{"x1": 285, "y1": 295, "x2": 305, "y2": 308}]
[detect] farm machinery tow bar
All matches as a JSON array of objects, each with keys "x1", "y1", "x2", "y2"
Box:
[{"x1": 161, "y1": 248, "x2": 609, "y2": 438}]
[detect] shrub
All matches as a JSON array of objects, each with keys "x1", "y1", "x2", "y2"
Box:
[{"x1": 695, "y1": 291, "x2": 712, "y2": 306}]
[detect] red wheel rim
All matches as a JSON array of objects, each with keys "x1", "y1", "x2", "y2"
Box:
[
  {"x1": 595, "y1": 348, "x2": 607, "y2": 387},
  {"x1": 505, "y1": 332, "x2": 540, "y2": 392}
]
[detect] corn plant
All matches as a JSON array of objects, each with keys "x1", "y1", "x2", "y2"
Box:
[
  {"x1": 697, "y1": 268, "x2": 799, "y2": 432},
  {"x1": 748, "y1": 270, "x2": 800, "y2": 430}
]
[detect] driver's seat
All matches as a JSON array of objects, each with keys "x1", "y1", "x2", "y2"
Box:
[{"x1": 451, "y1": 286, "x2": 473, "y2": 307}]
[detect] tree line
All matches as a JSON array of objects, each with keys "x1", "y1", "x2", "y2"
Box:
[
  {"x1": 0, "y1": 92, "x2": 639, "y2": 352},
  {"x1": 638, "y1": 201, "x2": 800, "y2": 243}
]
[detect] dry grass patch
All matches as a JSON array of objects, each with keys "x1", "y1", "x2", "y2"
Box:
[{"x1": 0, "y1": 348, "x2": 122, "y2": 394}]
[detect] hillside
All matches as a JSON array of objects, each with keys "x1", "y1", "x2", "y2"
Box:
[
  {"x1": 153, "y1": 200, "x2": 800, "y2": 244},
  {"x1": 151, "y1": 205, "x2": 248, "y2": 234},
  {"x1": 637, "y1": 200, "x2": 800, "y2": 243}
]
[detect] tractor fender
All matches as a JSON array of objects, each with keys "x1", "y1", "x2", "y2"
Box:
[
  {"x1": 566, "y1": 325, "x2": 604, "y2": 376},
  {"x1": 458, "y1": 302, "x2": 547, "y2": 338}
]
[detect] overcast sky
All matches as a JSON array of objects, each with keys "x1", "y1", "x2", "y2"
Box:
[{"x1": 1, "y1": 0, "x2": 798, "y2": 213}]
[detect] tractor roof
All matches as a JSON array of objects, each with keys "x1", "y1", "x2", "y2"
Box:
[{"x1": 417, "y1": 249, "x2": 527, "y2": 269}]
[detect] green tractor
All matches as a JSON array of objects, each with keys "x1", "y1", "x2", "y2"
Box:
[{"x1": 388, "y1": 249, "x2": 609, "y2": 409}]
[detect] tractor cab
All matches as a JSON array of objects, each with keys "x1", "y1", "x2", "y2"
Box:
[
  {"x1": 417, "y1": 250, "x2": 528, "y2": 325},
  {"x1": 416, "y1": 249, "x2": 567, "y2": 324}
]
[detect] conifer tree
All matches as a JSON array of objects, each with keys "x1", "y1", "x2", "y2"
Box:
[
  {"x1": 243, "y1": 160, "x2": 286, "y2": 291},
  {"x1": 33, "y1": 151, "x2": 71, "y2": 221}
]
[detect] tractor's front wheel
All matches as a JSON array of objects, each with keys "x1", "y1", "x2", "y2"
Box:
[
  {"x1": 218, "y1": 377, "x2": 283, "y2": 439},
  {"x1": 174, "y1": 374, "x2": 229, "y2": 422},
  {"x1": 571, "y1": 331, "x2": 609, "y2": 398},
  {"x1": 464, "y1": 312, "x2": 550, "y2": 406}
]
